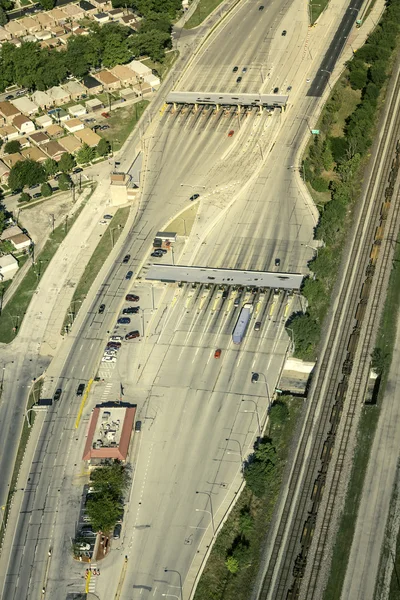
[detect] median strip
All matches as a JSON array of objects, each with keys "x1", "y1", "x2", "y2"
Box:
[{"x1": 75, "y1": 378, "x2": 93, "y2": 429}]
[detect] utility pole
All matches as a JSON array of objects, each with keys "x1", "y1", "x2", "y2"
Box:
[
  {"x1": 65, "y1": 215, "x2": 69, "y2": 235},
  {"x1": 50, "y1": 213, "x2": 55, "y2": 234}
]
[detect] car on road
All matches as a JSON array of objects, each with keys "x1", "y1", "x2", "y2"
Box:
[
  {"x1": 107, "y1": 341, "x2": 121, "y2": 349},
  {"x1": 273, "y1": 87, "x2": 279, "y2": 93},
  {"x1": 214, "y1": 349, "x2": 221, "y2": 358},
  {"x1": 135, "y1": 420, "x2": 142, "y2": 432},
  {"x1": 151, "y1": 250, "x2": 164, "y2": 258},
  {"x1": 287, "y1": 86, "x2": 292, "y2": 91},
  {"x1": 275, "y1": 257, "x2": 280, "y2": 267},
  {"x1": 190, "y1": 193, "x2": 200, "y2": 201},
  {"x1": 242, "y1": 67, "x2": 247, "y2": 73},
  {"x1": 33, "y1": 193, "x2": 41, "y2": 199},
  {"x1": 73, "y1": 168, "x2": 83, "y2": 174},
  {"x1": 125, "y1": 271, "x2": 133, "y2": 280},
  {"x1": 126, "y1": 294, "x2": 139, "y2": 302},
  {"x1": 233, "y1": 66, "x2": 238, "y2": 72},
  {"x1": 236, "y1": 76, "x2": 242, "y2": 83},
  {"x1": 258, "y1": 5, "x2": 264, "y2": 9},
  {"x1": 222, "y1": 289, "x2": 228, "y2": 299},
  {"x1": 123, "y1": 307, "x2": 139, "y2": 314},
  {"x1": 228, "y1": 130, "x2": 234, "y2": 137},
  {"x1": 5, "y1": 94, "x2": 14, "y2": 100},
  {"x1": 29, "y1": 184, "x2": 39, "y2": 189},
  {"x1": 113, "y1": 523, "x2": 121, "y2": 539},
  {"x1": 125, "y1": 330, "x2": 140, "y2": 340},
  {"x1": 254, "y1": 321, "x2": 262, "y2": 331},
  {"x1": 123, "y1": 254, "x2": 130, "y2": 263},
  {"x1": 117, "y1": 317, "x2": 131, "y2": 324},
  {"x1": 282, "y1": 30, "x2": 287, "y2": 36},
  {"x1": 251, "y1": 372, "x2": 259, "y2": 383},
  {"x1": 109, "y1": 335, "x2": 123, "y2": 342},
  {"x1": 102, "y1": 355, "x2": 117, "y2": 362},
  {"x1": 98, "y1": 304, "x2": 105, "y2": 314},
  {"x1": 234, "y1": 297, "x2": 240, "y2": 307},
  {"x1": 99, "y1": 219, "x2": 108, "y2": 225},
  {"x1": 104, "y1": 214, "x2": 113, "y2": 220},
  {"x1": 53, "y1": 388, "x2": 62, "y2": 401},
  {"x1": 101, "y1": 112, "x2": 110, "y2": 118},
  {"x1": 104, "y1": 348, "x2": 118, "y2": 356},
  {"x1": 306, "y1": 78, "x2": 311, "y2": 83},
  {"x1": 77, "y1": 383, "x2": 85, "y2": 396}
]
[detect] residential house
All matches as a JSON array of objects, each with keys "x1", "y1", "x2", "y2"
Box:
[
  {"x1": 120, "y1": 14, "x2": 139, "y2": 30},
  {"x1": 36, "y1": 114, "x2": 53, "y2": 129},
  {"x1": 78, "y1": 0, "x2": 97, "y2": 13},
  {"x1": 108, "y1": 7, "x2": 124, "y2": 18},
  {"x1": 93, "y1": 12, "x2": 109, "y2": 23},
  {"x1": 34, "y1": 12, "x2": 55, "y2": 28},
  {"x1": 42, "y1": 140, "x2": 66, "y2": 160},
  {"x1": 0, "y1": 225, "x2": 23, "y2": 241},
  {"x1": 7, "y1": 38, "x2": 22, "y2": 48},
  {"x1": 127, "y1": 60, "x2": 152, "y2": 78},
  {"x1": 0, "y1": 255, "x2": 18, "y2": 281},
  {"x1": 58, "y1": 135, "x2": 82, "y2": 153},
  {"x1": 82, "y1": 75, "x2": 103, "y2": 96},
  {"x1": 68, "y1": 104, "x2": 86, "y2": 118},
  {"x1": 144, "y1": 73, "x2": 160, "y2": 89},
  {"x1": 0, "y1": 102, "x2": 21, "y2": 124},
  {"x1": 35, "y1": 30, "x2": 52, "y2": 41},
  {"x1": 63, "y1": 81, "x2": 86, "y2": 100},
  {"x1": 4, "y1": 21, "x2": 27, "y2": 37},
  {"x1": 64, "y1": 118, "x2": 84, "y2": 133},
  {"x1": 0, "y1": 26, "x2": 12, "y2": 42},
  {"x1": 31, "y1": 90, "x2": 53, "y2": 111},
  {"x1": 21, "y1": 146, "x2": 47, "y2": 162},
  {"x1": 63, "y1": 3, "x2": 85, "y2": 19},
  {"x1": 120, "y1": 87, "x2": 136, "y2": 100},
  {"x1": 95, "y1": 70, "x2": 121, "y2": 92},
  {"x1": 11, "y1": 97, "x2": 37, "y2": 116},
  {"x1": 9, "y1": 233, "x2": 31, "y2": 251},
  {"x1": 19, "y1": 16, "x2": 41, "y2": 33},
  {"x1": 59, "y1": 32, "x2": 72, "y2": 45},
  {"x1": 0, "y1": 125, "x2": 19, "y2": 141},
  {"x1": 18, "y1": 137, "x2": 30, "y2": 148},
  {"x1": 46, "y1": 124, "x2": 64, "y2": 138},
  {"x1": 30, "y1": 131, "x2": 50, "y2": 145},
  {"x1": 2, "y1": 153, "x2": 24, "y2": 169},
  {"x1": 132, "y1": 81, "x2": 152, "y2": 96},
  {"x1": 64, "y1": 22, "x2": 81, "y2": 33},
  {"x1": 48, "y1": 25, "x2": 66, "y2": 37},
  {"x1": 92, "y1": 0, "x2": 111, "y2": 8},
  {"x1": 111, "y1": 65, "x2": 137, "y2": 87},
  {"x1": 48, "y1": 86, "x2": 71, "y2": 106},
  {"x1": 85, "y1": 98, "x2": 103, "y2": 111},
  {"x1": 47, "y1": 7, "x2": 68, "y2": 24},
  {"x1": 74, "y1": 127, "x2": 101, "y2": 147},
  {"x1": 40, "y1": 38, "x2": 61, "y2": 50}
]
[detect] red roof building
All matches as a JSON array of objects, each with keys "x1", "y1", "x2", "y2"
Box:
[{"x1": 82, "y1": 403, "x2": 136, "y2": 463}]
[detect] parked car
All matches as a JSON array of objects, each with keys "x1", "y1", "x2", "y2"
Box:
[
  {"x1": 107, "y1": 342, "x2": 121, "y2": 349},
  {"x1": 126, "y1": 294, "x2": 139, "y2": 302},
  {"x1": 98, "y1": 304, "x2": 105, "y2": 314},
  {"x1": 101, "y1": 112, "x2": 110, "y2": 118},
  {"x1": 275, "y1": 257, "x2": 281, "y2": 266},
  {"x1": 273, "y1": 87, "x2": 279, "y2": 93},
  {"x1": 53, "y1": 388, "x2": 62, "y2": 401},
  {"x1": 259, "y1": 5, "x2": 264, "y2": 9},
  {"x1": 125, "y1": 330, "x2": 140, "y2": 340},
  {"x1": 104, "y1": 214, "x2": 113, "y2": 220},
  {"x1": 151, "y1": 250, "x2": 164, "y2": 258},
  {"x1": 233, "y1": 66, "x2": 239, "y2": 72},
  {"x1": 123, "y1": 307, "x2": 139, "y2": 314},
  {"x1": 102, "y1": 356, "x2": 116, "y2": 362},
  {"x1": 113, "y1": 523, "x2": 121, "y2": 539},
  {"x1": 123, "y1": 254, "x2": 130, "y2": 263},
  {"x1": 73, "y1": 167, "x2": 83, "y2": 174},
  {"x1": 76, "y1": 383, "x2": 85, "y2": 396},
  {"x1": 254, "y1": 321, "x2": 261, "y2": 331},
  {"x1": 109, "y1": 335, "x2": 123, "y2": 342},
  {"x1": 125, "y1": 271, "x2": 133, "y2": 280},
  {"x1": 228, "y1": 130, "x2": 234, "y2": 137},
  {"x1": 190, "y1": 194, "x2": 200, "y2": 201},
  {"x1": 117, "y1": 317, "x2": 131, "y2": 324},
  {"x1": 33, "y1": 193, "x2": 41, "y2": 199},
  {"x1": 251, "y1": 372, "x2": 259, "y2": 383},
  {"x1": 77, "y1": 543, "x2": 91, "y2": 551},
  {"x1": 236, "y1": 77, "x2": 242, "y2": 83},
  {"x1": 282, "y1": 29, "x2": 287, "y2": 36},
  {"x1": 5, "y1": 94, "x2": 13, "y2": 100},
  {"x1": 135, "y1": 420, "x2": 142, "y2": 432}
]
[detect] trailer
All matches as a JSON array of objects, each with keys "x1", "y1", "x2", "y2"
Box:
[{"x1": 232, "y1": 303, "x2": 253, "y2": 344}]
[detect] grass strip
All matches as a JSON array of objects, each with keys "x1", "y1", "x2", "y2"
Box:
[
  {"x1": 184, "y1": 0, "x2": 224, "y2": 29},
  {"x1": 310, "y1": 0, "x2": 330, "y2": 24},
  {"x1": 0, "y1": 195, "x2": 90, "y2": 344},
  {"x1": 101, "y1": 101, "x2": 149, "y2": 152},
  {"x1": 323, "y1": 225, "x2": 400, "y2": 599},
  {"x1": 193, "y1": 397, "x2": 302, "y2": 600},
  {"x1": 62, "y1": 206, "x2": 130, "y2": 334},
  {"x1": 142, "y1": 51, "x2": 179, "y2": 81},
  {"x1": 0, "y1": 378, "x2": 42, "y2": 548}
]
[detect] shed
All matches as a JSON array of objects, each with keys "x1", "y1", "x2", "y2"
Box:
[
  {"x1": 9, "y1": 233, "x2": 31, "y2": 251},
  {"x1": 85, "y1": 98, "x2": 104, "y2": 111},
  {"x1": 11, "y1": 97, "x2": 38, "y2": 116},
  {"x1": 68, "y1": 104, "x2": 86, "y2": 117},
  {"x1": 0, "y1": 255, "x2": 18, "y2": 281}
]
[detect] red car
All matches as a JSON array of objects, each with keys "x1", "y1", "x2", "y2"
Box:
[
  {"x1": 214, "y1": 349, "x2": 221, "y2": 358},
  {"x1": 125, "y1": 331, "x2": 140, "y2": 340},
  {"x1": 228, "y1": 130, "x2": 234, "y2": 137},
  {"x1": 125, "y1": 294, "x2": 139, "y2": 302},
  {"x1": 101, "y1": 112, "x2": 110, "y2": 118}
]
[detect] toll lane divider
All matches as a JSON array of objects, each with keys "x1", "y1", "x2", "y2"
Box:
[{"x1": 75, "y1": 378, "x2": 94, "y2": 429}]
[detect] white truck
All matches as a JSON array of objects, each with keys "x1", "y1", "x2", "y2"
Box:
[{"x1": 232, "y1": 303, "x2": 253, "y2": 344}]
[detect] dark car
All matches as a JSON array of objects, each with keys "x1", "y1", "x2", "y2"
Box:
[
  {"x1": 135, "y1": 420, "x2": 142, "y2": 432},
  {"x1": 104, "y1": 214, "x2": 113, "y2": 220},
  {"x1": 77, "y1": 383, "x2": 85, "y2": 396},
  {"x1": 5, "y1": 94, "x2": 14, "y2": 100},
  {"x1": 33, "y1": 193, "x2": 41, "y2": 199},
  {"x1": 222, "y1": 289, "x2": 228, "y2": 299},
  {"x1": 117, "y1": 317, "x2": 131, "y2": 324},
  {"x1": 126, "y1": 294, "x2": 139, "y2": 302},
  {"x1": 254, "y1": 321, "x2": 261, "y2": 331},
  {"x1": 126, "y1": 271, "x2": 133, "y2": 280},
  {"x1": 29, "y1": 184, "x2": 39, "y2": 189},
  {"x1": 282, "y1": 30, "x2": 287, "y2": 36},
  {"x1": 123, "y1": 306, "x2": 139, "y2": 314},
  {"x1": 190, "y1": 193, "x2": 200, "y2": 201},
  {"x1": 113, "y1": 523, "x2": 121, "y2": 539},
  {"x1": 242, "y1": 67, "x2": 247, "y2": 73},
  {"x1": 73, "y1": 167, "x2": 83, "y2": 174},
  {"x1": 233, "y1": 66, "x2": 239, "y2": 72},
  {"x1": 151, "y1": 250, "x2": 164, "y2": 258},
  {"x1": 123, "y1": 254, "x2": 130, "y2": 263},
  {"x1": 53, "y1": 388, "x2": 62, "y2": 401},
  {"x1": 251, "y1": 372, "x2": 259, "y2": 383},
  {"x1": 275, "y1": 257, "x2": 280, "y2": 267},
  {"x1": 99, "y1": 304, "x2": 105, "y2": 314},
  {"x1": 236, "y1": 76, "x2": 242, "y2": 83},
  {"x1": 259, "y1": 5, "x2": 264, "y2": 9},
  {"x1": 273, "y1": 87, "x2": 279, "y2": 94},
  {"x1": 125, "y1": 330, "x2": 140, "y2": 340},
  {"x1": 107, "y1": 341, "x2": 121, "y2": 349}
]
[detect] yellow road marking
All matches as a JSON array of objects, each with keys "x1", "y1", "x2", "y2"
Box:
[
  {"x1": 75, "y1": 378, "x2": 93, "y2": 429},
  {"x1": 85, "y1": 570, "x2": 91, "y2": 593},
  {"x1": 114, "y1": 559, "x2": 128, "y2": 599},
  {"x1": 269, "y1": 302, "x2": 276, "y2": 317}
]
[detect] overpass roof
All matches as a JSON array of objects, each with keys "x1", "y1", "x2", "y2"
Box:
[
  {"x1": 146, "y1": 264, "x2": 303, "y2": 290},
  {"x1": 166, "y1": 91, "x2": 288, "y2": 107}
]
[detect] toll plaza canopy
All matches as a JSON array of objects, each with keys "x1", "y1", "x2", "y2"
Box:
[
  {"x1": 166, "y1": 92, "x2": 288, "y2": 108},
  {"x1": 146, "y1": 265, "x2": 304, "y2": 290}
]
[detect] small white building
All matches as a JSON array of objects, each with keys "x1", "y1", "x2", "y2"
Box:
[
  {"x1": 68, "y1": 104, "x2": 86, "y2": 117},
  {"x1": 85, "y1": 98, "x2": 103, "y2": 111},
  {"x1": 0, "y1": 255, "x2": 18, "y2": 281},
  {"x1": 144, "y1": 73, "x2": 160, "y2": 89},
  {"x1": 64, "y1": 118, "x2": 84, "y2": 133},
  {"x1": 11, "y1": 96, "x2": 38, "y2": 116},
  {"x1": 0, "y1": 225, "x2": 23, "y2": 240},
  {"x1": 13, "y1": 114, "x2": 35, "y2": 135},
  {"x1": 127, "y1": 60, "x2": 152, "y2": 78},
  {"x1": 36, "y1": 114, "x2": 53, "y2": 128},
  {"x1": 9, "y1": 233, "x2": 31, "y2": 251}
]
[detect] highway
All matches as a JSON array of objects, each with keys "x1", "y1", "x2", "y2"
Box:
[{"x1": 0, "y1": 0, "x2": 361, "y2": 597}]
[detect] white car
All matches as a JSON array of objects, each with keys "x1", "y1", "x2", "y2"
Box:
[
  {"x1": 104, "y1": 350, "x2": 118, "y2": 356},
  {"x1": 99, "y1": 220, "x2": 108, "y2": 225},
  {"x1": 109, "y1": 335, "x2": 123, "y2": 342},
  {"x1": 102, "y1": 356, "x2": 117, "y2": 363},
  {"x1": 77, "y1": 543, "x2": 91, "y2": 551}
]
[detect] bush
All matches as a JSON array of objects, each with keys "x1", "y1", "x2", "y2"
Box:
[
  {"x1": 41, "y1": 182, "x2": 53, "y2": 197},
  {"x1": 58, "y1": 173, "x2": 72, "y2": 191},
  {"x1": 19, "y1": 192, "x2": 31, "y2": 203},
  {"x1": 4, "y1": 140, "x2": 21, "y2": 154},
  {"x1": 311, "y1": 176, "x2": 330, "y2": 192}
]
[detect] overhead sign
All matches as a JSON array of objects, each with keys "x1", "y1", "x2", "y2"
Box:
[{"x1": 311, "y1": 129, "x2": 320, "y2": 135}]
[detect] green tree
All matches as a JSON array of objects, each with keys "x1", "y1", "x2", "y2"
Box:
[
  {"x1": 140, "y1": 12, "x2": 172, "y2": 34},
  {"x1": 369, "y1": 61, "x2": 388, "y2": 87},
  {"x1": 12, "y1": 42, "x2": 43, "y2": 89},
  {"x1": 19, "y1": 192, "x2": 31, "y2": 203},
  {"x1": 90, "y1": 463, "x2": 129, "y2": 496},
  {"x1": 58, "y1": 173, "x2": 72, "y2": 191},
  {"x1": 65, "y1": 35, "x2": 101, "y2": 78},
  {"x1": 86, "y1": 492, "x2": 123, "y2": 532},
  {"x1": 287, "y1": 313, "x2": 320, "y2": 360},
  {"x1": 225, "y1": 556, "x2": 239, "y2": 574},
  {"x1": 269, "y1": 401, "x2": 289, "y2": 428},
  {"x1": 99, "y1": 23, "x2": 131, "y2": 68},
  {"x1": 58, "y1": 152, "x2": 76, "y2": 173},
  {"x1": 239, "y1": 507, "x2": 254, "y2": 535},
  {"x1": 41, "y1": 182, "x2": 53, "y2": 197},
  {"x1": 129, "y1": 30, "x2": 171, "y2": 62},
  {"x1": 0, "y1": 6, "x2": 7, "y2": 26},
  {"x1": 371, "y1": 347, "x2": 389, "y2": 375},
  {"x1": 349, "y1": 68, "x2": 368, "y2": 90},
  {"x1": 44, "y1": 158, "x2": 58, "y2": 177},
  {"x1": 38, "y1": 0, "x2": 55, "y2": 9},
  {"x1": 77, "y1": 143, "x2": 95, "y2": 164},
  {"x1": 8, "y1": 160, "x2": 46, "y2": 191},
  {"x1": 244, "y1": 438, "x2": 277, "y2": 497},
  {"x1": 96, "y1": 138, "x2": 111, "y2": 157},
  {"x1": 4, "y1": 140, "x2": 21, "y2": 154}
]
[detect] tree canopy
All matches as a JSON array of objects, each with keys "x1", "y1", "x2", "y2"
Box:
[{"x1": 8, "y1": 160, "x2": 46, "y2": 191}]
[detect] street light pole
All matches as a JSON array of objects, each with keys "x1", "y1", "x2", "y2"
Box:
[
  {"x1": 225, "y1": 437, "x2": 244, "y2": 471},
  {"x1": 196, "y1": 490, "x2": 215, "y2": 536},
  {"x1": 242, "y1": 398, "x2": 261, "y2": 436},
  {"x1": 164, "y1": 569, "x2": 183, "y2": 600},
  {"x1": 252, "y1": 372, "x2": 272, "y2": 410},
  {"x1": 286, "y1": 327, "x2": 295, "y2": 354}
]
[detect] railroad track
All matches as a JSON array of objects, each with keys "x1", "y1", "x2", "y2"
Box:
[{"x1": 257, "y1": 64, "x2": 400, "y2": 600}]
